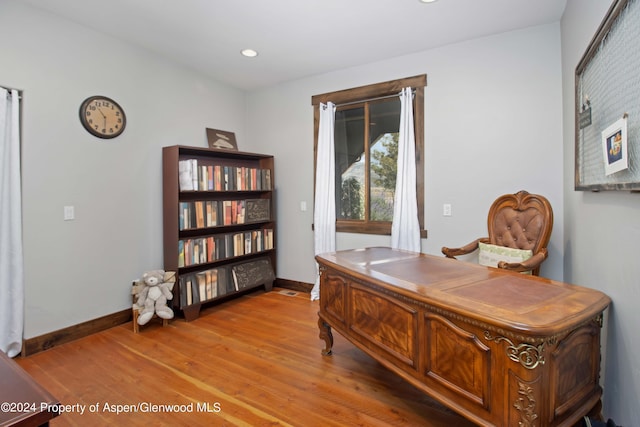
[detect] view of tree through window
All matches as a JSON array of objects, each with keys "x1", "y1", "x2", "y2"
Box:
[{"x1": 335, "y1": 99, "x2": 400, "y2": 222}]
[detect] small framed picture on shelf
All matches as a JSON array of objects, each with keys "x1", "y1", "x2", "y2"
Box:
[
  {"x1": 601, "y1": 116, "x2": 628, "y2": 176},
  {"x1": 206, "y1": 128, "x2": 238, "y2": 151}
]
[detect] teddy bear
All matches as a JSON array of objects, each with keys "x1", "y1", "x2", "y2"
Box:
[{"x1": 133, "y1": 270, "x2": 175, "y2": 326}]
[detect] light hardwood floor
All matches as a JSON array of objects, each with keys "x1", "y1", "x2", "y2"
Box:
[{"x1": 17, "y1": 288, "x2": 475, "y2": 426}]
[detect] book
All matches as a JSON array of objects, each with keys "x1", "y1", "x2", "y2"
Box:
[
  {"x1": 256, "y1": 229, "x2": 263, "y2": 251},
  {"x1": 223, "y1": 201, "x2": 232, "y2": 225},
  {"x1": 234, "y1": 232, "x2": 244, "y2": 256},
  {"x1": 193, "y1": 241, "x2": 200, "y2": 265},
  {"x1": 198, "y1": 165, "x2": 206, "y2": 191},
  {"x1": 183, "y1": 239, "x2": 191, "y2": 266},
  {"x1": 228, "y1": 166, "x2": 237, "y2": 190},
  {"x1": 237, "y1": 200, "x2": 245, "y2": 224},
  {"x1": 179, "y1": 202, "x2": 187, "y2": 230},
  {"x1": 207, "y1": 236, "x2": 215, "y2": 262},
  {"x1": 179, "y1": 276, "x2": 188, "y2": 307},
  {"x1": 231, "y1": 200, "x2": 237, "y2": 224},
  {"x1": 236, "y1": 167, "x2": 243, "y2": 191},
  {"x1": 251, "y1": 230, "x2": 259, "y2": 252},
  {"x1": 266, "y1": 228, "x2": 274, "y2": 249},
  {"x1": 205, "y1": 270, "x2": 213, "y2": 300},
  {"x1": 264, "y1": 169, "x2": 271, "y2": 190},
  {"x1": 195, "y1": 201, "x2": 205, "y2": 228},
  {"x1": 211, "y1": 201, "x2": 219, "y2": 226},
  {"x1": 197, "y1": 272, "x2": 207, "y2": 302},
  {"x1": 190, "y1": 159, "x2": 198, "y2": 190},
  {"x1": 244, "y1": 232, "x2": 252, "y2": 254},
  {"x1": 191, "y1": 278, "x2": 199, "y2": 304},
  {"x1": 210, "y1": 269, "x2": 218, "y2": 299},
  {"x1": 178, "y1": 240, "x2": 185, "y2": 267},
  {"x1": 178, "y1": 160, "x2": 194, "y2": 191},
  {"x1": 205, "y1": 201, "x2": 212, "y2": 227},
  {"x1": 214, "y1": 165, "x2": 222, "y2": 190},
  {"x1": 250, "y1": 168, "x2": 257, "y2": 190},
  {"x1": 224, "y1": 234, "x2": 233, "y2": 259},
  {"x1": 186, "y1": 278, "x2": 193, "y2": 305},
  {"x1": 200, "y1": 238, "x2": 207, "y2": 264},
  {"x1": 215, "y1": 235, "x2": 225, "y2": 260},
  {"x1": 218, "y1": 267, "x2": 229, "y2": 296}
]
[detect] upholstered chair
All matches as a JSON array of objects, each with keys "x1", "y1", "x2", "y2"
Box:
[{"x1": 441, "y1": 191, "x2": 553, "y2": 276}]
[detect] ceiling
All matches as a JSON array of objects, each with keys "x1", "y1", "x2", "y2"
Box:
[{"x1": 22, "y1": 0, "x2": 567, "y2": 91}]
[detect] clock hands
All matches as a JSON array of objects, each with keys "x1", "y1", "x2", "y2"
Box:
[{"x1": 97, "y1": 107, "x2": 107, "y2": 130}]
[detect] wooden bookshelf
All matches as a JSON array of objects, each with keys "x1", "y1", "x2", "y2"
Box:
[{"x1": 163, "y1": 145, "x2": 276, "y2": 321}]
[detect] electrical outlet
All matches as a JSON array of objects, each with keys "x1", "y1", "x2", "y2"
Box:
[{"x1": 443, "y1": 203, "x2": 452, "y2": 217}]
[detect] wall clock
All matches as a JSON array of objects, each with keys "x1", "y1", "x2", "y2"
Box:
[{"x1": 79, "y1": 96, "x2": 126, "y2": 139}]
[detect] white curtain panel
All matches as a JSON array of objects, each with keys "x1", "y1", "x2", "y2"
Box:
[
  {"x1": 391, "y1": 87, "x2": 421, "y2": 252},
  {"x1": 0, "y1": 87, "x2": 24, "y2": 357},
  {"x1": 311, "y1": 102, "x2": 336, "y2": 301}
]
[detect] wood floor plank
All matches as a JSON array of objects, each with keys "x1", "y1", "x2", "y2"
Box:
[{"x1": 17, "y1": 289, "x2": 475, "y2": 426}]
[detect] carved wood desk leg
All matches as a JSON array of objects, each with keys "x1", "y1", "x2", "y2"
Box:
[
  {"x1": 587, "y1": 398, "x2": 604, "y2": 421},
  {"x1": 318, "y1": 317, "x2": 333, "y2": 356}
]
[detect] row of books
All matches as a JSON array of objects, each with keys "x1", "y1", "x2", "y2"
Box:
[
  {"x1": 179, "y1": 267, "x2": 230, "y2": 306},
  {"x1": 179, "y1": 257, "x2": 275, "y2": 306},
  {"x1": 178, "y1": 159, "x2": 272, "y2": 192},
  {"x1": 178, "y1": 228, "x2": 274, "y2": 268},
  {"x1": 179, "y1": 198, "x2": 270, "y2": 230}
]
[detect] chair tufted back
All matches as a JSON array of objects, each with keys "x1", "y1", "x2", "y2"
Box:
[{"x1": 487, "y1": 191, "x2": 553, "y2": 254}]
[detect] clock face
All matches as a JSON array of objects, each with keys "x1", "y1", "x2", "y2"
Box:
[{"x1": 79, "y1": 96, "x2": 126, "y2": 139}]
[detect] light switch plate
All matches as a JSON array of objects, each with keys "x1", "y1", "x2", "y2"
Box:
[{"x1": 64, "y1": 206, "x2": 75, "y2": 221}]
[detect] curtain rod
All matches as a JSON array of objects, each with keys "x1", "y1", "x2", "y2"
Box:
[{"x1": 331, "y1": 88, "x2": 415, "y2": 108}]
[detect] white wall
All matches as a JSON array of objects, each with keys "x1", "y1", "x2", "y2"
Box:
[
  {"x1": 561, "y1": 1, "x2": 640, "y2": 424},
  {"x1": 0, "y1": 1, "x2": 247, "y2": 338},
  {"x1": 247, "y1": 23, "x2": 565, "y2": 285}
]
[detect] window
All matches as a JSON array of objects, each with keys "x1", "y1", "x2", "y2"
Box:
[{"x1": 312, "y1": 75, "x2": 426, "y2": 236}]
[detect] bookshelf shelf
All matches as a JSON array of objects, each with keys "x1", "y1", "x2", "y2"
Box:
[{"x1": 163, "y1": 145, "x2": 276, "y2": 321}]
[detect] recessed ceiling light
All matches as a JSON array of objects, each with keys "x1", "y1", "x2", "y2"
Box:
[
  {"x1": 419, "y1": 0, "x2": 438, "y2": 3},
  {"x1": 241, "y1": 49, "x2": 258, "y2": 58}
]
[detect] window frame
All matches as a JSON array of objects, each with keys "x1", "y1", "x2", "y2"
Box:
[{"x1": 312, "y1": 75, "x2": 427, "y2": 237}]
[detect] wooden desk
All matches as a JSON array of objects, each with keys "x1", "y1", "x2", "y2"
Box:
[
  {"x1": 316, "y1": 247, "x2": 611, "y2": 427},
  {"x1": 0, "y1": 351, "x2": 59, "y2": 427}
]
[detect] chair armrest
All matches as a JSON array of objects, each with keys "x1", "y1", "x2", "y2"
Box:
[
  {"x1": 497, "y1": 249, "x2": 548, "y2": 274},
  {"x1": 442, "y1": 237, "x2": 490, "y2": 259}
]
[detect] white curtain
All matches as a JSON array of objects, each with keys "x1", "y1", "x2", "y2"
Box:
[
  {"x1": 0, "y1": 87, "x2": 24, "y2": 357},
  {"x1": 391, "y1": 87, "x2": 421, "y2": 252},
  {"x1": 311, "y1": 102, "x2": 336, "y2": 301}
]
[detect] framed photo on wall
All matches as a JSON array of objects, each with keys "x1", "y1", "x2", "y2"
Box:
[{"x1": 601, "y1": 116, "x2": 628, "y2": 176}]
